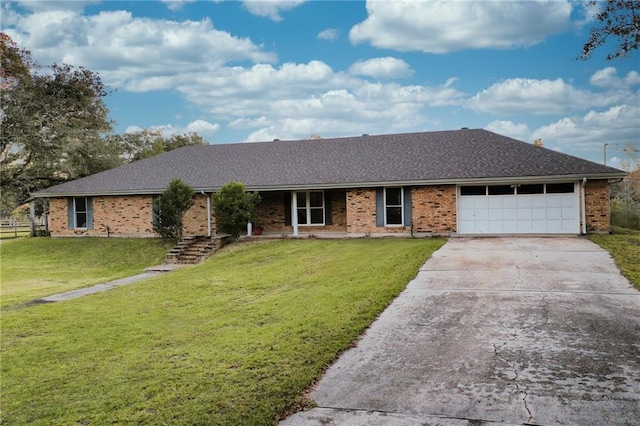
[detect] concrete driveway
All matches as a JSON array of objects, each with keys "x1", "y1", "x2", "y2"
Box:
[{"x1": 282, "y1": 237, "x2": 640, "y2": 425}]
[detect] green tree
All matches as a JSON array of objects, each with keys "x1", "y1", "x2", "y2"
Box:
[
  {"x1": 0, "y1": 33, "x2": 33, "y2": 90},
  {"x1": 610, "y1": 144, "x2": 640, "y2": 229},
  {"x1": 106, "y1": 129, "x2": 207, "y2": 162},
  {"x1": 154, "y1": 179, "x2": 196, "y2": 239},
  {"x1": 580, "y1": 0, "x2": 640, "y2": 60},
  {"x1": 1, "y1": 33, "x2": 117, "y2": 207},
  {"x1": 212, "y1": 182, "x2": 261, "y2": 240}
]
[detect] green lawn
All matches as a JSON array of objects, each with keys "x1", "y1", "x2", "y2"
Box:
[
  {"x1": 0, "y1": 229, "x2": 31, "y2": 240},
  {"x1": 589, "y1": 227, "x2": 640, "y2": 290},
  {"x1": 0, "y1": 237, "x2": 173, "y2": 307},
  {"x1": 1, "y1": 238, "x2": 444, "y2": 425}
]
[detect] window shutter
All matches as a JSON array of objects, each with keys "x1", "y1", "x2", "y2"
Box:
[
  {"x1": 324, "y1": 191, "x2": 332, "y2": 225},
  {"x1": 86, "y1": 197, "x2": 94, "y2": 229},
  {"x1": 403, "y1": 187, "x2": 412, "y2": 226},
  {"x1": 376, "y1": 188, "x2": 384, "y2": 227},
  {"x1": 284, "y1": 192, "x2": 292, "y2": 226},
  {"x1": 67, "y1": 198, "x2": 75, "y2": 230},
  {"x1": 152, "y1": 196, "x2": 160, "y2": 229}
]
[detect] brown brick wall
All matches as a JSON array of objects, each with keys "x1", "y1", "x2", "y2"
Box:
[
  {"x1": 256, "y1": 190, "x2": 347, "y2": 233},
  {"x1": 48, "y1": 195, "x2": 157, "y2": 237},
  {"x1": 346, "y1": 188, "x2": 411, "y2": 234},
  {"x1": 48, "y1": 181, "x2": 608, "y2": 237},
  {"x1": 48, "y1": 194, "x2": 214, "y2": 237},
  {"x1": 412, "y1": 185, "x2": 457, "y2": 233},
  {"x1": 183, "y1": 194, "x2": 213, "y2": 236},
  {"x1": 585, "y1": 179, "x2": 610, "y2": 233}
]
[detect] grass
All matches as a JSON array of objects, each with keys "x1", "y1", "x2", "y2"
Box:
[
  {"x1": 0, "y1": 229, "x2": 31, "y2": 240},
  {"x1": 589, "y1": 227, "x2": 640, "y2": 290},
  {"x1": 0, "y1": 237, "x2": 173, "y2": 307},
  {"x1": 1, "y1": 238, "x2": 444, "y2": 425}
]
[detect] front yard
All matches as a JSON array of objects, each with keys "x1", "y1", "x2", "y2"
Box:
[
  {"x1": 1, "y1": 237, "x2": 172, "y2": 307},
  {"x1": 589, "y1": 227, "x2": 640, "y2": 290},
  {"x1": 1, "y1": 238, "x2": 444, "y2": 425}
]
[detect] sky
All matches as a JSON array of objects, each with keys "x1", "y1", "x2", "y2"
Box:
[{"x1": 2, "y1": 0, "x2": 639, "y2": 168}]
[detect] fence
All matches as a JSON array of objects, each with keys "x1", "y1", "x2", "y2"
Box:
[{"x1": 0, "y1": 218, "x2": 46, "y2": 239}]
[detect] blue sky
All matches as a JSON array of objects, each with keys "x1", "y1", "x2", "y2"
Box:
[{"x1": 2, "y1": 0, "x2": 639, "y2": 167}]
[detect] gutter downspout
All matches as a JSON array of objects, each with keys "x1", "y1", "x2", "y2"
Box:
[{"x1": 581, "y1": 178, "x2": 587, "y2": 235}]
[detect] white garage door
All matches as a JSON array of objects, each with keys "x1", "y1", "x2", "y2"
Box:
[{"x1": 458, "y1": 183, "x2": 579, "y2": 234}]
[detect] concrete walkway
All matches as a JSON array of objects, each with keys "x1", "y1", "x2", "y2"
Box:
[
  {"x1": 36, "y1": 264, "x2": 184, "y2": 303},
  {"x1": 282, "y1": 237, "x2": 640, "y2": 425}
]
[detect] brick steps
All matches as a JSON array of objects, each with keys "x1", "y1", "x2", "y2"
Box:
[{"x1": 165, "y1": 234, "x2": 230, "y2": 264}]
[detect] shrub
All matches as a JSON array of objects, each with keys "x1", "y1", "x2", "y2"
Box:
[
  {"x1": 212, "y1": 182, "x2": 261, "y2": 240},
  {"x1": 153, "y1": 178, "x2": 195, "y2": 239}
]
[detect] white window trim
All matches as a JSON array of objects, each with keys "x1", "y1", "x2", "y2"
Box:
[
  {"x1": 296, "y1": 190, "x2": 325, "y2": 226},
  {"x1": 74, "y1": 197, "x2": 88, "y2": 229},
  {"x1": 384, "y1": 187, "x2": 404, "y2": 227}
]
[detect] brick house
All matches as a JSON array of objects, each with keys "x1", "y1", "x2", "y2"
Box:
[{"x1": 33, "y1": 129, "x2": 625, "y2": 237}]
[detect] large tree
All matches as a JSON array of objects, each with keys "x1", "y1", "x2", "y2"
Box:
[
  {"x1": 0, "y1": 34, "x2": 210, "y2": 214},
  {"x1": 105, "y1": 129, "x2": 207, "y2": 162},
  {"x1": 580, "y1": 0, "x2": 640, "y2": 60},
  {"x1": 1, "y1": 34, "x2": 116, "y2": 207}
]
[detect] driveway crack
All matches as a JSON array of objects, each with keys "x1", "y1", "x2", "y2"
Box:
[
  {"x1": 520, "y1": 389, "x2": 533, "y2": 422},
  {"x1": 493, "y1": 330, "x2": 534, "y2": 423},
  {"x1": 540, "y1": 295, "x2": 550, "y2": 327}
]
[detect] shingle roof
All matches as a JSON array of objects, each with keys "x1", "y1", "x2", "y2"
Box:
[{"x1": 34, "y1": 129, "x2": 626, "y2": 196}]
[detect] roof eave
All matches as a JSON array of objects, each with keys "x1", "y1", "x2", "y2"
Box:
[{"x1": 32, "y1": 172, "x2": 626, "y2": 197}]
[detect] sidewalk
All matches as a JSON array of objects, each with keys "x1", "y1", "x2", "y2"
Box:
[{"x1": 36, "y1": 264, "x2": 184, "y2": 303}]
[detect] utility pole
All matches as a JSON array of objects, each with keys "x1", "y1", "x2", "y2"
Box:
[{"x1": 604, "y1": 143, "x2": 608, "y2": 166}]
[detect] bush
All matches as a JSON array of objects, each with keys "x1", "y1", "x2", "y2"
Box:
[
  {"x1": 611, "y1": 198, "x2": 640, "y2": 230},
  {"x1": 212, "y1": 182, "x2": 261, "y2": 240},
  {"x1": 153, "y1": 178, "x2": 195, "y2": 239}
]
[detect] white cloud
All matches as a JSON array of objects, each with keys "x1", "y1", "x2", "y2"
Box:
[
  {"x1": 317, "y1": 28, "x2": 339, "y2": 41},
  {"x1": 184, "y1": 119, "x2": 221, "y2": 137},
  {"x1": 125, "y1": 119, "x2": 221, "y2": 142},
  {"x1": 484, "y1": 120, "x2": 531, "y2": 142},
  {"x1": 350, "y1": 0, "x2": 572, "y2": 53},
  {"x1": 590, "y1": 67, "x2": 640, "y2": 88},
  {"x1": 531, "y1": 105, "x2": 640, "y2": 154},
  {"x1": 466, "y1": 78, "x2": 627, "y2": 115},
  {"x1": 229, "y1": 116, "x2": 270, "y2": 129},
  {"x1": 6, "y1": 6, "x2": 276, "y2": 89},
  {"x1": 242, "y1": 0, "x2": 306, "y2": 22},
  {"x1": 348, "y1": 57, "x2": 412, "y2": 79},
  {"x1": 161, "y1": 0, "x2": 197, "y2": 11},
  {"x1": 169, "y1": 58, "x2": 465, "y2": 141}
]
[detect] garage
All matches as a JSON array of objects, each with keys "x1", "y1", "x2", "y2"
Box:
[{"x1": 458, "y1": 183, "x2": 579, "y2": 234}]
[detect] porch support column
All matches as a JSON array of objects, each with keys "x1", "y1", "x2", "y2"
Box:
[{"x1": 291, "y1": 191, "x2": 299, "y2": 236}]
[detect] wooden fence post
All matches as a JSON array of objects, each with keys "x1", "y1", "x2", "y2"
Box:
[{"x1": 30, "y1": 201, "x2": 36, "y2": 237}]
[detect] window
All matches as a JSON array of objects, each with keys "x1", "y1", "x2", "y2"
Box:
[
  {"x1": 296, "y1": 191, "x2": 324, "y2": 225},
  {"x1": 546, "y1": 183, "x2": 574, "y2": 193},
  {"x1": 385, "y1": 187, "x2": 403, "y2": 226},
  {"x1": 488, "y1": 185, "x2": 514, "y2": 195},
  {"x1": 67, "y1": 197, "x2": 93, "y2": 230},
  {"x1": 517, "y1": 184, "x2": 544, "y2": 194},
  {"x1": 152, "y1": 196, "x2": 161, "y2": 228},
  {"x1": 460, "y1": 186, "x2": 486, "y2": 196},
  {"x1": 74, "y1": 197, "x2": 88, "y2": 228}
]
